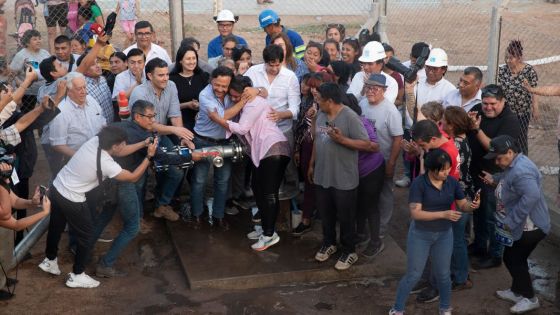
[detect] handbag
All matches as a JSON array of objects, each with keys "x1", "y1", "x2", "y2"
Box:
[{"x1": 96, "y1": 146, "x2": 119, "y2": 207}]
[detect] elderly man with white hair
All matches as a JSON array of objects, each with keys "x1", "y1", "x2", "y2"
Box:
[{"x1": 48, "y1": 72, "x2": 107, "y2": 160}]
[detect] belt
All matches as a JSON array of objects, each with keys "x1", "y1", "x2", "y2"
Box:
[{"x1": 194, "y1": 133, "x2": 230, "y2": 145}]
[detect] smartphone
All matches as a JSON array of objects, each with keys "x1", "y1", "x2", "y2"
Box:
[
  {"x1": 474, "y1": 188, "x2": 481, "y2": 201},
  {"x1": 39, "y1": 185, "x2": 48, "y2": 202},
  {"x1": 25, "y1": 60, "x2": 39, "y2": 70}
]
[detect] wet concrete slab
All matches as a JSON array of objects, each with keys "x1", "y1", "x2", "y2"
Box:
[{"x1": 167, "y1": 212, "x2": 406, "y2": 290}]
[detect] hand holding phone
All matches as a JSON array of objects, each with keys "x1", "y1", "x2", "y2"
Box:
[{"x1": 39, "y1": 185, "x2": 48, "y2": 202}]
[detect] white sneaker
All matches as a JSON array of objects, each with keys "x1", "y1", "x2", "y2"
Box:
[
  {"x1": 38, "y1": 257, "x2": 61, "y2": 275},
  {"x1": 510, "y1": 297, "x2": 540, "y2": 314},
  {"x1": 496, "y1": 289, "x2": 523, "y2": 303},
  {"x1": 65, "y1": 272, "x2": 100, "y2": 288},
  {"x1": 315, "y1": 245, "x2": 337, "y2": 262},
  {"x1": 251, "y1": 232, "x2": 280, "y2": 251},
  {"x1": 388, "y1": 309, "x2": 403, "y2": 315},
  {"x1": 247, "y1": 225, "x2": 263, "y2": 240},
  {"x1": 395, "y1": 176, "x2": 411, "y2": 188},
  {"x1": 334, "y1": 252, "x2": 358, "y2": 270}
]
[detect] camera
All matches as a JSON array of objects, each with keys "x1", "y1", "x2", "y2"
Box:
[
  {"x1": 104, "y1": 12, "x2": 117, "y2": 36},
  {"x1": 384, "y1": 46, "x2": 430, "y2": 83},
  {"x1": 0, "y1": 145, "x2": 16, "y2": 179}
]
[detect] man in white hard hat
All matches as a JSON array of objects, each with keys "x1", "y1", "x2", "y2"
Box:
[
  {"x1": 347, "y1": 41, "x2": 399, "y2": 104},
  {"x1": 208, "y1": 10, "x2": 248, "y2": 59},
  {"x1": 404, "y1": 48, "x2": 456, "y2": 125}
]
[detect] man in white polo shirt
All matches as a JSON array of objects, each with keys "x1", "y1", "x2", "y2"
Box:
[
  {"x1": 244, "y1": 44, "x2": 301, "y2": 226},
  {"x1": 123, "y1": 21, "x2": 172, "y2": 65},
  {"x1": 347, "y1": 41, "x2": 398, "y2": 104},
  {"x1": 38, "y1": 125, "x2": 157, "y2": 288},
  {"x1": 442, "y1": 66, "x2": 483, "y2": 112}
]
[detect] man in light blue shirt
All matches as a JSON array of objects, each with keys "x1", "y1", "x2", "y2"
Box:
[{"x1": 190, "y1": 66, "x2": 237, "y2": 229}]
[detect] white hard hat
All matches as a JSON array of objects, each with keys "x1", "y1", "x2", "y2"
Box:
[
  {"x1": 215, "y1": 10, "x2": 237, "y2": 23},
  {"x1": 425, "y1": 48, "x2": 448, "y2": 67},
  {"x1": 359, "y1": 41, "x2": 386, "y2": 63}
]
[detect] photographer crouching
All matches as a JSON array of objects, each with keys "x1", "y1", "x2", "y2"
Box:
[
  {"x1": 92, "y1": 100, "x2": 203, "y2": 278},
  {"x1": 38, "y1": 125, "x2": 158, "y2": 289}
]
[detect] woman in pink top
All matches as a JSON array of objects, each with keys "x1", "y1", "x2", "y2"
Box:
[{"x1": 209, "y1": 76, "x2": 290, "y2": 251}]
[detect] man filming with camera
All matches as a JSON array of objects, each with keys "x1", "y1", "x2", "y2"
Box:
[{"x1": 92, "y1": 100, "x2": 204, "y2": 278}]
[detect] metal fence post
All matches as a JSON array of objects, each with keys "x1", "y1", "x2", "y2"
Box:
[
  {"x1": 169, "y1": 0, "x2": 184, "y2": 61},
  {"x1": 486, "y1": 5, "x2": 502, "y2": 85}
]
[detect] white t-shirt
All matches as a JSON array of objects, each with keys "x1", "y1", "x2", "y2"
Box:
[
  {"x1": 405, "y1": 77, "x2": 456, "y2": 128},
  {"x1": 359, "y1": 97, "x2": 404, "y2": 161},
  {"x1": 123, "y1": 43, "x2": 172, "y2": 65},
  {"x1": 53, "y1": 136, "x2": 123, "y2": 203},
  {"x1": 348, "y1": 71, "x2": 398, "y2": 104}
]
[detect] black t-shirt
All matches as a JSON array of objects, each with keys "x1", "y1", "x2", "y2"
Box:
[
  {"x1": 169, "y1": 71, "x2": 209, "y2": 131},
  {"x1": 468, "y1": 104, "x2": 521, "y2": 176}
]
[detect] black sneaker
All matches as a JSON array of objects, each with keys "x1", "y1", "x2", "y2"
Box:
[
  {"x1": 410, "y1": 280, "x2": 429, "y2": 294},
  {"x1": 354, "y1": 233, "x2": 370, "y2": 247},
  {"x1": 361, "y1": 242, "x2": 385, "y2": 258},
  {"x1": 416, "y1": 286, "x2": 439, "y2": 303},
  {"x1": 292, "y1": 222, "x2": 312, "y2": 236}
]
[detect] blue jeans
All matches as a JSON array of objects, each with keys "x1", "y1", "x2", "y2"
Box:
[
  {"x1": 394, "y1": 223, "x2": 453, "y2": 312},
  {"x1": 473, "y1": 180, "x2": 504, "y2": 258},
  {"x1": 190, "y1": 137, "x2": 232, "y2": 219},
  {"x1": 451, "y1": 212, "x2": 470, "y2": 284},
  {"x1": 93, "y1": 173, "x2": 146, "y2": 267},
  {"x1": 155, "y1": 136, "x2": 184, "y2": 207}
]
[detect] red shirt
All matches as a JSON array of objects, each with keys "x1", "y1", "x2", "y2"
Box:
[{"x1": 439, "y1": 138, "x2": 460, "y2": 180}]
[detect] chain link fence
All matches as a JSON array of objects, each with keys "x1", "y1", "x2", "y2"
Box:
[{"x1": 499, "y1": 2, "x2": 560, "y2": 213}]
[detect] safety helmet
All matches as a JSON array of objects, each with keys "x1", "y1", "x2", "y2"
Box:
[
  {"x1": 425, "y1": 48, "x2": 448, "y2": 67},
  {"x1": 214, "y1": 9, "x2": 238, "y2": 23},
  {"x1": 258, "y1": 9, "x2": 279, "y2": 28},
  {"x1": 358, "y1": 41, "x2": 386, "y2": 63}
]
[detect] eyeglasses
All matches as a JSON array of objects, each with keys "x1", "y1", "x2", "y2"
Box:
[
  {"x1": 218, "y1": 23, "x2": 234, "y2": 28},
  {"x1": 425, "y1": 65, "x2": 443, "y2": 73},
  {"x1": 365, "y1": 85, "x2": 383, "y2": 92},
  {"x1": 136, "y1": 32, "x2": 152, "y2": 38},
  {"x1": 137, "y1": 112, "x2": 157, "y2": 120}
]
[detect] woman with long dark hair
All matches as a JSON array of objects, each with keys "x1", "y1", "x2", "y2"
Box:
[
  {"x1": 170, "y1": 45, "x2": 209, "y2": 131},
  {"x1": 209, "y1": 76, "x2": 290, "y2": 251}
]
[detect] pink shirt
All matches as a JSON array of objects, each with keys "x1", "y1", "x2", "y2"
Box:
[{"x1": 226, "y1": 97, "x2": 287, "y2": 167}]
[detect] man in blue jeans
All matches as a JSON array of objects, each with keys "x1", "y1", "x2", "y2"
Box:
[
  {"x1": 93, "y1": 100, "x2": 202, "y2": 277},
  {"x1": 190, "y1": 66, "x2": 249, "y2": 230}
]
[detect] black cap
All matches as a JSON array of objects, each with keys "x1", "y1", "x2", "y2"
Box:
[{"x1": 484, "y1": 135, "x2": 517, "y2": 159}]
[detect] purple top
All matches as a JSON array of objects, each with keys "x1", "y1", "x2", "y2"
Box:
[
  {"x1": 226, "y1": 96, "x2": 287, "y2": 167},
  {"x1": 359, "y1": 117, "x2": 385, "y2": 177}
]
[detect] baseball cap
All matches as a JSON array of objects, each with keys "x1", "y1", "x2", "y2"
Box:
[
  {"x1": 484, "y1": 135, "x2": 518, "y2": 159},
  {"x1": 364, "y1": 73, "x2": 387, "y2": 87},
  {"x1": 258, "y1": 9, "x2": 279, "y2": 28}
]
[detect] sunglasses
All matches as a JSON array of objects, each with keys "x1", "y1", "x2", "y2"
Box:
[{"x1": 481, "y1": 86, "x2": 503, "y2": 98}]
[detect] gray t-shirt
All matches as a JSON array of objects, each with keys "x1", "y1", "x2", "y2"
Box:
[
  {"x1": 359, "y1": 98, "x2": 404, "y2": 161},
  {"x1": 314, "y1": 106, "x2": 369, "y2": 190},
  {"x1": 129, "y1": 81, "x2": 181, "y2": 125},
  {"x1": 9, "y1": 48, "x2": 51, "y2": 96}
]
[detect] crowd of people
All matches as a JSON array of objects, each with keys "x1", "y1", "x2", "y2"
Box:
[{"x1": 0, "y1": 3, "x2": 554, "y2": 314}]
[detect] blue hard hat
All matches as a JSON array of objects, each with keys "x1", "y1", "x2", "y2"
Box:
[{"x1": 258, "y1": 9, "x2": 279, "y2": 28}]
